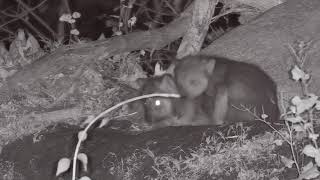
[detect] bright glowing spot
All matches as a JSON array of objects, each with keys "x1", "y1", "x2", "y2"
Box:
[{"x1": 155, "y1": 99, "x2": 161, "y2": 106}]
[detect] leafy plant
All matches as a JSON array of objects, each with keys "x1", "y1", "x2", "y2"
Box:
[{"x1": 280, "y1": 41, "x2": 320, "y2": 179}]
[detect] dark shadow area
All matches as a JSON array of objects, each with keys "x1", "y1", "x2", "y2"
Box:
[{"x1": 0, "y1": 121, "x2": 298, "y2": 180}]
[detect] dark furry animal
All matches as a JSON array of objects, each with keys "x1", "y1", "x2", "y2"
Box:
[
  {"x1": 137, "y1": 75, "x2": 212, "y2": 128},
  {"x1": 138, "y1": 55, "x2": 279, "y2": 128}
]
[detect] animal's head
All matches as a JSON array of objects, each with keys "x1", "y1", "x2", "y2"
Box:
[
  {"x1": 174, "y1": 56, "x2": 216, "y2": 98},
  {"x1": 137, "y1": 74, "x2": 179, "y2": 125}
]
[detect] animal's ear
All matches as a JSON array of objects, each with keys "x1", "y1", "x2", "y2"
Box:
[
  {"x1": 204, "y1": 59, "x2": 216, "y2": 75},
  {"x1": 166, "y1": 64, "x2": 175, "y2": 76},
  {"x1": 159, "y1": 74, "x2": 179, "y2": 93},
  {"x1": 154, "y1": 62, "x2": 176, "y2": 77},
  {"x1": 136, "y1": 78, "x2": 147, "y2": 89},
  {"x1": 154, "y1": 62, "x2": 167, "y2": 76},
  {"x1": 165, "y1": 62, "x2": 176, "y2": 76}
]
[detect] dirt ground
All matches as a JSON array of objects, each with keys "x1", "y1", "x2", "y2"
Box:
[{"x1": 0, "y1": 122, "x2": 298, "y2": 180}]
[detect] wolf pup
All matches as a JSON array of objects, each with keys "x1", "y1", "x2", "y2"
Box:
[
  {"x1": 137, "y1": 74, "x2": 212, "y2": 128},
  {"x1": 174, "y1": 55, "x2": 280, "y2": 125}
]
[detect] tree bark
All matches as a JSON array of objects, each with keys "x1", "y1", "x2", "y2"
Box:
[
  {"x1": 235, "y1": 0, "x2": 284, "y2": 11},
  {"x1": 4, "y1": 4, "x2": 194, "y2": 92},
  {"x1": 202, "y1": 0, "x2": 320, "y2": 97},
  {"x1": 176, "y1": 0, "x2": 216, "y2": 59}
]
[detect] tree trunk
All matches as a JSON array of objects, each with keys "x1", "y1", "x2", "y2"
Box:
[{"x1": 202, "y1": 0, "x2": 320, "y2": 98}]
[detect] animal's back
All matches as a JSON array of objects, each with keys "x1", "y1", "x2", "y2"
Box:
[{"x1": 210, "y1": 57, "x2": 279, "y2": 123}]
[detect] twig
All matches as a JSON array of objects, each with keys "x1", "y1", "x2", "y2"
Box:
[
  {"x1": 281, "y1": 90, "x2": 301, "y2": 174},
  {"x1": 163, "y1": 0, "x2": 179, "y2": 16},
  {"x1": 210, "y1": 8, "x2": 250, "y2": 23},
  {"x1": 19, "y1": 16, "x2": 50, "y2": 42},
  {"x1": 0, "y1": 0, "x2": 48, "y2": 29},
  {"x1": 15, "y1": 0, "x2": 58, "y2": 39},
  {"x1": 235, "y1": 104, "x2": 290, "y2": 144}
]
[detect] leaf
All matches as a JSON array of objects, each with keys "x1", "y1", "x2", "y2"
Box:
[
  {"x1": 98, "y1": 118, "x2": 111, "y2": 128},
  {"x1": 205, "y1": 136, "x2": 211, "y2": 144},
  {"x1": 209, "y1": 168, "x2": 214, "y2": 175},
  {"x1": 280, "y1": 155, "x2": 294, "y2": 168},
  {"x1": 0, "y1": 67, "x2": 15, "y2": 80},
  {"x1": 114, "y1": 31, "x2": 122, "y2": 36},
  {"x1": 315, "y1": 100, "x2": 320, "y2": 110},
  {"x1": 309, "y1": 133, "x2": 319, "y2": 142},
  {"x1": 98, "y1": 33, "x2": 106, "y2": 40},
  {"x1": 70, "y1": 29, "x2": 80, "y2": 35},
  {"x1": 59, "y1": 13, "x2": 72, "y2": 22},
  {"x1": 298, "y1": 162, "x2": 320, "y2": 180},
  {"x1": 292, "y1": 124, "x2": 305, "y2": 132},
  {"x1": 72, "y1": 12, "x2": 81, "y2": 18},
  {"x1": 78, "y1": 131, "x2": 87, "y2": 142},
  {"x1": 291, "y1": 96, "x2": 302, "y2": 105},
  {"x1": 315, "y1": 155, "x2": 320, "y2": 167},
  {"x1": 144, "y1": 149, "x2": 155, "y2": 158},
  {"x1": 80, "y1": 115, "x2": 95, "y2": 127},
  {"x1": 79, "y1": 176, "x2": 91, "y2": 180},
  {"x1": 269, "y1": 177, "x2": 279, "y2": 180},
  {"x1": 302, "y1": 161, "x2": 314, "y2": 172},
  {"x1": 128, "y1": 16, "x2": 137, "y2": 27},
  {"x1": 289, "y1": 106, "x2": 297, "y2": 114},
  {"x1": 302, "y1": 144, "x2": 318, "y2": 158},
  {"x1": 171, "y1": 159, "x2": 180, "y2": 170},
  {"x1": 77, "y1": 153, "x2": 88, "y2": 172},
  {"x1": 304, "y1": 122, "x2": 313, "y2": 130},
  {"x1": 291, "y1": 65, "x2": 310, "y2": 81},
  {"x1": 56, "y1": 158, "x2": 71, "y2": 176},
  {"x1": 273, "y1": 139, "x2": 283, "y2": 146},
  {"x1": 140, "y1": 50, "x2": 145, "y2": 56},
  {"x1": 261, "y1": 113, "x2": 268, "y2": 119},
  {"x1": 296, "y1": 94, "x2": 318, "y2": 114},
  {"x1": 26, "y1": 33, "x2": 41, "y2": 55},
  {"x1": 68, "y1": 19, "x2": 76, "y2": 24}
]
